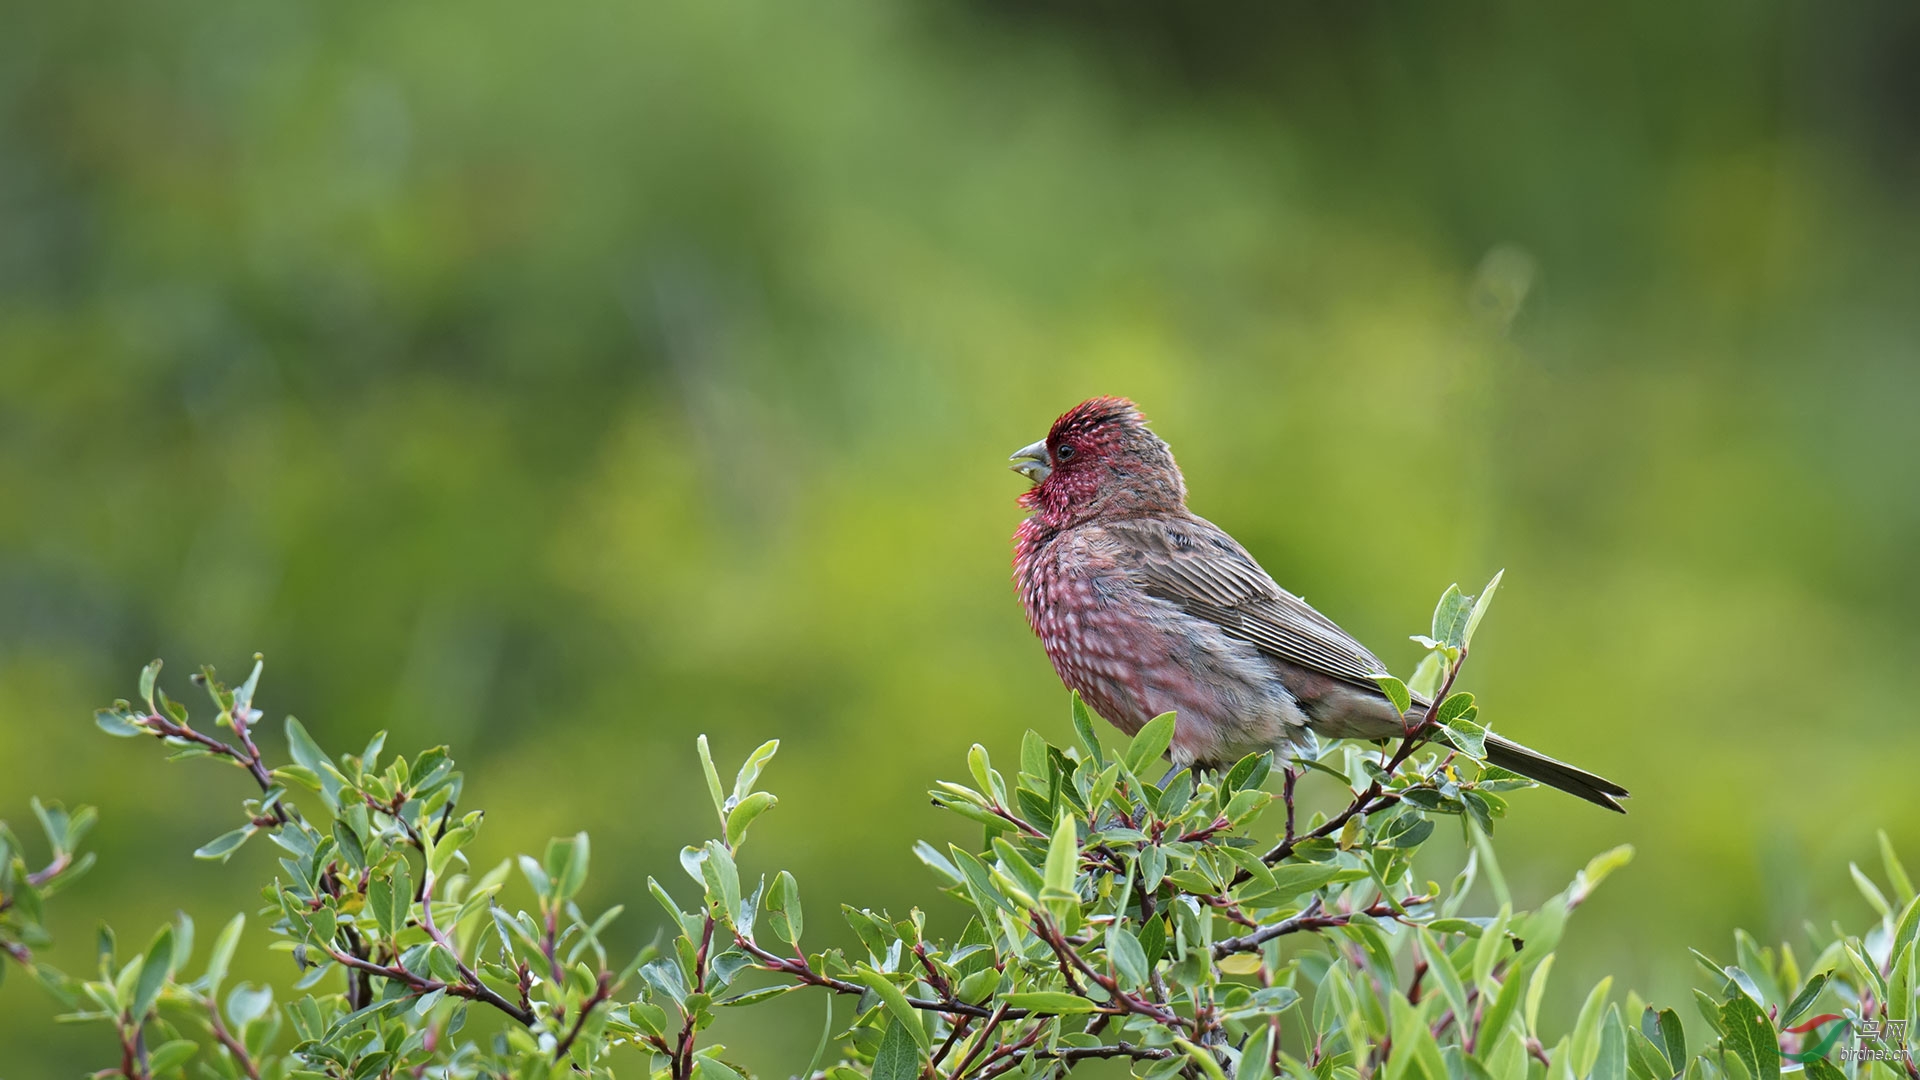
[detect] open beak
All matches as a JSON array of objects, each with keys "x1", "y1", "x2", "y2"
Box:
[{"x1": 1009, "y1": 439, "x2": 1051, "y2": 483}]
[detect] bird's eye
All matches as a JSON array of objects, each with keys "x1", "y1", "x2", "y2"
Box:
[{"x1": 1056, "y1": 444, "x2": 1075, "y2": 461}]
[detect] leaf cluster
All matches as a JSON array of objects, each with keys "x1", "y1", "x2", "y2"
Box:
[{"x1": 7, "y1": 579, "x2": 1916, "y2": 1080}]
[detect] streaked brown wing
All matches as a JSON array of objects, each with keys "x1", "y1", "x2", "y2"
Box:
[{"x1": 1099, "y1": 515, "x2": 1404, "y2": 696}]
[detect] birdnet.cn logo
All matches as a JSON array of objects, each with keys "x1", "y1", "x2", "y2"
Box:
[{"x1": 1785, "y1": 1015, "x2": 1910, "y2": 1064}]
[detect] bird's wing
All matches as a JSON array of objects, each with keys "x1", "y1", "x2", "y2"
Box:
[{"x1": 1099, "y1": 515, "x2": 1403, "y2": 696}]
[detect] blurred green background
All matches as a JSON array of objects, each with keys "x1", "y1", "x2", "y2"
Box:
[{"x1": 5, "y1": 0, "x2": 1919, "y2": 1073}]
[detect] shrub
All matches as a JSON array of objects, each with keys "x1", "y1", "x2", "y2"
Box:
[{"x1": 2, "y1": 580, "x2": 1915, "y2": 1080}]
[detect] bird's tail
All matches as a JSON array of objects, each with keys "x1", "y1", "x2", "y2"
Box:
[{"x1": 1480, "y1": 732, "x2": 1629, "y2": 813}]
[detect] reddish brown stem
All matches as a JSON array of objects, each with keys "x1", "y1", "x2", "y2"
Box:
[{"x1": 202, "y1": 997, "x2": 262, "y2": 1080}]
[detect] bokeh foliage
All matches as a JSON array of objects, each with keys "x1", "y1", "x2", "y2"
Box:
[{"x1": 5, "y1": 0, "x2": 1920, "y2": 1073}]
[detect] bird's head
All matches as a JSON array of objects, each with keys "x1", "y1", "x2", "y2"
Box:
[{"x1": 1010, "y1": 397, "x2": 1186, "y2": 527}]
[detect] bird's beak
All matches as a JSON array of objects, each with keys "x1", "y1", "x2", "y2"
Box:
[{"x1": 1009, "y1": 440, "x2": 1051, "y2": 483}]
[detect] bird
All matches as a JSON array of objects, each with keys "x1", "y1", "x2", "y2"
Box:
[{"x1": 1008, "y1": 396, "x2": 1628, "y2": 812}]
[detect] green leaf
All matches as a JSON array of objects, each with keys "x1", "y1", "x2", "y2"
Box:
[
  {"x1": 966, "y1": 744, "x2": 1004, "y2": 807},
  {"x1": 1110, "y1": 925, "x2": 1149, "y2": 988},
  {"x1": 1891, "y1": 892, "x2": 1920, "y2": 978},
  {"x1": 732, "y1": 739, "x2": 780, "y2": 802},
  {"x1": 726, "y1": 792, "x2": 778, "y2": 849},
  {"x1": 1473, "y1": 903, "x2": 1513, "y2": 991},
  {"x1": 201, "y1": 914, "x2": 244, "y2": 996},
  {"x1": 1387, "y1": 992, "x2": 1445, "y2": 1080},
  {"x1": 271, "y1": 765, "x2": 321, "y2": 791},
  {"x1": 194, "y1": 826, "x2": 254, "y2": 862},
  {"x1": 1408, "y1": 651, "x2": 1448, "y2": 701},
  {"x1": 1626, "y1": 1026, "x2": 1673, "y2": 1080},
  {"x1": 696, "y1": 734, "x2": 727, "y2": 830},
  {"x1": 547, "y1": 833, "x2": 590, "y2": 900},
  {"x1": 700, "y1": 840, "x2": 741, "y2": 926},
  {"x1": 1594, "y1": 1006, "x2": 1628, "y2": 1080},
  {"x1": 1139, "y1": 914, "x2": 1167, "y2": 967},
  {"x1": 1444, "y1": 718, "x2": 1489, "y2": 759},
  {"x1": 1577, "y1": 846, "x2": 1637, "y2": 897},
  {"x1": 147, "y1": 1039, "x2": 198, "y2": 1073},
  {"x1": 1850, "y1": 862, "x2": 1891, "y2": 919},
  {"x1": 332, "y1": 820, "x2": 366, "y2": 873},
  {"x1": 802, "y1": 996, "x2": 835, "y2": 1080},
  {"x1": 1570, "y1": 977, "x2": 1613, "y2": 1076},
  {"x1": 95, "y1": 708, "x2": 146, "y2": 737},
  {"x1": 1220, "y1": 986, "x2": 1300, "y2": 1023},
  {"x1": 1889, "y1": 938, "x2": 1914, "y2": 1025},
  {"x1": 1879, "y1": 830, "x2": 1915, "y2": 906},
  {"x1": 1488, "y1": 1025, "x2": 1529, "y2": 1080},
  {"x1": 132, "y1": 927, "x2": 174, "y2": 1020},
  {"x1": 1020, "y1": 729, "x2": 1048, "y2": 782},
  {"x1": 1642, "y1": 1007, "x2": 1686, "y2": 1072},
  {"x1": 1124, "y1": 713, "x2": 1178, "y2": 778},
  {"x1": 30, "y1": 798, "x2": 67, "y2": 854},
  {"x1": 1435, "y1": 693, "x2": 1476, "y2": 727},
  {"x1": 367, "y1": 873, "x2": 397, "y2": 939},
  {"x1": 1803, "y1": 1060, "x2": 1848, "y2": 1080},
  {"x1": 138, "y1": 660, "x2": 162, "y2": 708},
  {"x1": 719, "y1": 984, "x2": 799, "y2": 1007},
  {"x1": 1248, "y1": 861, "x2": 1354, "y2": 905},
  {"x1": 871, "y1": 1018, "x2": 922, "y2": 1080},
  {"x1": 766, "y1": 870, "x2": 803, "y2": 945},
  {"x1": 389, "y1": 858, "x2": 414, "y2": 935},
  {"x1": 857, "y1": 967, "x2": 929, "y2": 1050},
  {"x1": 1432, "y1": 584, "x2": 1472, "y2": 650},
  {"x1": 1375, "y1": 676, "x2": 1412, "y2": 717},
  {"x1": 1463, "y1": 569, "x2": 1504, "y2": 647},
  {"x1": 284, "y1": 716, "x2": 328, "y2": 776},
  {"x1": 1478, "y1": 968, "x2": 1525, "y2": 1052},
  {"x1": 1418, "y1": 928, "x2": 1471, "y2": 1033},
  {"x1": 1001, "y1": 991, "x2": 1097, "y2": 1014},
  {"x1": 1070, "y1": 693, "x2": 1105, "y2": 767},
  {"x1": 1778, "y1": 972, "x2": 1828, "y2": 1028},
  {"x1": 1238, "y1": 1027, "x2": 1275, "y2": 1080},
  {"x1": 1043, "y1": 812, "x2": 1078, "y2": 898},
  {"x1": 1719, "y1": 989, "x2": 1779, "y2": 1080},
  {"x1": 1524, "y1": 955, "x2": 1555, "y2": 1036},
  {"x1": 1691, "y1": 990, "x2": 1725, "y2": 1037},
  {"x1": 955, "y1": 968, "x2": 1000, "y2": 1004}
]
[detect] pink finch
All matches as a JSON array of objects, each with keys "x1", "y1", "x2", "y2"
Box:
[{"x1": 1009, "y1": 396, "x2": 1627, "y2": 812}]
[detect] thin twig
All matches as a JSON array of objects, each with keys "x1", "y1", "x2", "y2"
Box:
[
  {"x1": 202, "y1": 997, "x2": 262, "y2": 1080},
  {"x1": 553, "y1": 972, "x2": 614, "y2": 1063},
  {"x1": 736, "y1": 936, "x2": 1012, "y2": 1020},
  {"x1": 139, "y1": 712, "x2": 292, "y2": 827},
  {"x1": 1210, "y1": 894, "x2": 1431, "y2": 959},
  {"x1": 324, "y1": 947, "x2": 535, "y2": 1026},
  {"x1": 672, "y1": 916, "x2": 715, "y2": 1080},
  {"x1": 949, "y1": 1003, "x2": 1012, "y2": 1079},
  {"x1": 1253, "y1": 652, "x2": 1466, "y2": 873},
  {"x1": 1030, "y1": 916, "x2": 1194, "y2": 1032}
]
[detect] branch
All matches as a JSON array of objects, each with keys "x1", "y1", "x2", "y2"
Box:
[
  {"x1": 0, "y1": 850, "x2": 75, "y2": 919},
  {"x1": 971, "y1": 1021, "x2": 1051, "y2": 1080},
  {"x1": 139, "y1": 712, "x2": 292, "y2": 827},
  {"x1": 1254, "y1": 651, "x2": 1466, "y2": 873},
  {"x1": 1211, "y1": 894, "x2": 1431, "y2": 959},
  {"x1": 553, "y1": 972, "x2": 614, "y2": 1063},
  {"x1": 324, "y1": 947, "x2": 535, "y2": 1027},
  {"x1": 201, "y1": 997, "x2": 262, "y2": 1080},
  {"x1": 948, "y1": 1003, "x2": 1012, "y2": 1079},
  {"x1": 417, "y1": 869, "x2": 533, "y2": 1029},
  {"x1": 1030, "y1": 916, "x2": 1195, "y2": 1032},
  {"x1": 671, "y1": 916, "x2": 715, "y2": 1080},
  {"x1": 1040, "y1": 1043, "x2": 1177, "y2": 1064},
  {"x1": 735, "y1": 935, "x2": 1011, "y2": 1020}
]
